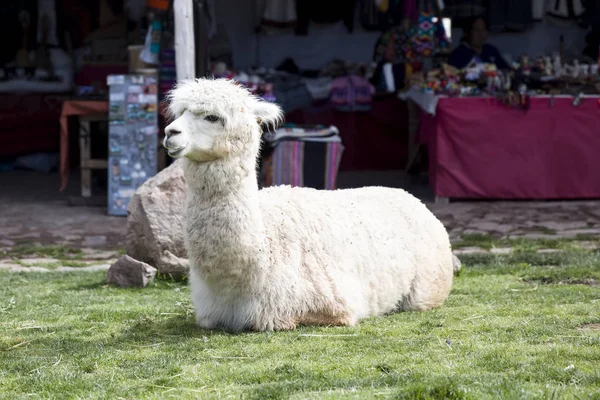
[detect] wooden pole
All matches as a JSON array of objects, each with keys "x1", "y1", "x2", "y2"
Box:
[{"x1": 174, "y1": 0, "x2": 196, "y2": 81}]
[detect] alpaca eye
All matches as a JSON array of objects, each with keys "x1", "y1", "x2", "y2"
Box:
[{"x1": 204, "y1": 115, "x2": 220, "y2": 123}]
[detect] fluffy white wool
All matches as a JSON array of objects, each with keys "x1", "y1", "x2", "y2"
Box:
[{"x1": 164, "y1": 78, "x2": 455, "y2": 332}]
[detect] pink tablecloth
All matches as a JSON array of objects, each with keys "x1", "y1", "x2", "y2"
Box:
[{"x1": 419, "y1": 96, "x2": 600, "y2": 199}]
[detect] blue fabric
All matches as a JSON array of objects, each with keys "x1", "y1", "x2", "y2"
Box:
[{"x1": 448, "y1": 43, "x2": 511, "y2": 70}]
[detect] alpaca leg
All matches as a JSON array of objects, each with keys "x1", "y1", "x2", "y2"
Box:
[
  {"x1": 188, "y1": 270, "x2": 221, "y2": 330},
  {"x1": 196, "y1": 316, "x2": 219, "y2": 330},
  {"x1": 399, "y1": 269, "x2": 453, "y2": 312}
]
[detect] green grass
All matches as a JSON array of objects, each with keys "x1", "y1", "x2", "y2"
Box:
[
  {"x1": 0, "y1": 245, "x2": 120, "y2": 270},
  {"x1": 1, "y1": 246, "x2": 600, "y2": 399},
  {"x1": 453, "y1": 233, "x2": 598, "y2": 252},
  {"x1": 1, "y1": 245, "x2": 84, "y2": 260}
]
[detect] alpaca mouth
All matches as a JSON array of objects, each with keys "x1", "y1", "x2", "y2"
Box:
[{"x1": 167, "y1": 144, "x2": 187, "y2": 157}]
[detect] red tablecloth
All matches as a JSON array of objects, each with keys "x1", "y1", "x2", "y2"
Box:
[{"x1": 419, "y1": 96, "x2": 600, "y2": 199}]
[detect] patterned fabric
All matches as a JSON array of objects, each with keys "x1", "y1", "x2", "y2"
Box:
[
  {"x1": 413, "y1": 12, "x2": 450, "y2": 57},
  {"x1": 263, "y1": 141, "x2": 344, "y2": 190},
  {"x1": 373, "y1": 27, "x2": 416, "y2": 63},
  {"x1": 330, "y1": 75, "x2": 375, "y2": 112}
]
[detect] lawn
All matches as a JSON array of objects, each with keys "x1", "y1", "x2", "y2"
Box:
[{"x1": 1, "y1": 243, "x2": 599, "y2": 399}]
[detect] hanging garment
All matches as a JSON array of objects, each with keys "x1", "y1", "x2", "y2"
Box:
[
  {"x1": 488, "y1": 0, "x2": 533, "y2": 32},
  {"x1": 532, "y1": 0, "x2": 547, "y2": 20},
  {"x1": 360, "y1": 0, "x2": 404, "y2": 31},
  {"x1": 295, "y1": 0, "x2": 356, "y2": 35},
  {"x1": 547, "y1": 0, "x2": 585, "y2": 19},
  {"x1": 440, "y1": 0, "x2": 486, "y2": 27},
  {"x1": 259, "y1": 0, "x2": 296, "y2": 28},
  {"x1": 411, "y1": 0, "x2": 450, "y2": 57}
]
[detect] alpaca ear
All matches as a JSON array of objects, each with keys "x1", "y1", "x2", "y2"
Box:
[{"x1": 251, "y1": 100, "x2": 283, "y2": 131}]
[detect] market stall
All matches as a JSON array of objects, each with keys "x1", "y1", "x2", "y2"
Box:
[{"x1": 420, "y1": 95, "x2": 600, "y2": 201}]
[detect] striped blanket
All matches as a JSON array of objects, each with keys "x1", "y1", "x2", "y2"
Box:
[{"x1": 263, "y1": 140, "x2": 344, "y2": 190}]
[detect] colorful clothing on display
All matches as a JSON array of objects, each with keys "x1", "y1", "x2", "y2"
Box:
[{"x1": 330, "y1": 75, "x2": 375, "y2": 112}]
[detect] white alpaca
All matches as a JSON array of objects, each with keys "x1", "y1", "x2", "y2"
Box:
[{"x1": 164, "y1": 78, "x2": 457, "y2": 332}]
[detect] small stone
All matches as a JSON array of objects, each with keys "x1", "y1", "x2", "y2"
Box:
[
  {"x1": 469, "y1": 221, "x2": 513, "y2": 234},
  {"x1": 62, "y1": 234, "x2": 82, "y2": 241},
  {"x1": 20, "y1": 258, "x2": 59, "y2": 266},
  {"x1": 56, "y1": 264, "x2": 111, "y2": 272},
  {"x1": 452, "y1": 254, "x2": 461, "y2": 274},
  {"x1": 0, "y1": 262, "x2": 21, "y2": 270},
  {"x1": 81, "y1": 248, "x2": 120, "y2": 260},
  {"x1": 575, "y1": 241, "x2": 599, "y2": 250},
  {"x1": 10, "y1": 266, "x2": 50, "y2": 273},
  {"x1": 461, "y1": 229, "x2": 489, "y2": 236},
  {"x1": 84, "y1": 236, "x2": 107, "y2": 247},
  {"x1": 537, "y1": 249, "x2": 562, "y2": 254},
  {"x1": 453, "y1": 247, "x2": 487, "y2": 255},
  {"x1": 490, "y1": 247, "x2": 513, "y2": 255},
  {"x1": 520, "y1": 233, "x2": 560, "y2": 240},
  {"x1": 561, "y1": 229, "x2": 600, "y2": 238},
  {"x1": 106, "y1": 255, "x2": 157, "y2": 288}
]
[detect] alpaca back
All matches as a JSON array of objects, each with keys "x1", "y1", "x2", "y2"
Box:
[{"x1": 257, "y1": 185, "x2": 453, "y2": 318}]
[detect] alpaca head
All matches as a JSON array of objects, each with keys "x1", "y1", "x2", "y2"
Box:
[{"x1": 163, "y1": 78, "x2": 283, "y2": 163}]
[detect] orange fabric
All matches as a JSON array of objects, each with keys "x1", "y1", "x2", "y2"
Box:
[{"x1": 59, "y1": 100, "x2": 108, "y2": 191}]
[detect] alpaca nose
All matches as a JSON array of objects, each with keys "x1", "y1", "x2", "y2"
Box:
[{"x1": 165, "y1": 127, "x2": 181, "y2": 138}]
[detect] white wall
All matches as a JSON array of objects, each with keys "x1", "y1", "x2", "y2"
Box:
[{"x1": 214, "y1": 0, "x2": 589, "y2": 70}]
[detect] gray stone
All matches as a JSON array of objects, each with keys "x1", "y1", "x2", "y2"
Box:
[
  {"x1": 537, "y1": 249, "x2": 562, "y2": 254},
  {"x1": 157, "y1": 250, "x2": 189, "y2": 278},
  {"x1": 20, "y1": 258, "x2": 59, "y2": 266},
  {"x1": 470, "y1": 221, "x2": 513, "y2": 234},
  {"x1": 0, "y1": 239, "x2": 15, "y2": 246},
  {"x1": 57, "y1": 264, "x2": 111, "y2": 272},
  {"x1": 84, "y1": 236, "x2": 107, "y2": 247},
  {"x1": 561, "y1": 228, "x2": 600, "y2": 238},
  {"x1": 106, "y1": 255, "x2": 157, "y2": 288},
  {"x1": 536, "y1": 221, "x2": 587, "y2": 231},
  {"x1": 81, "y1": 248, "x2": 120, "y2": 260},
  {"x1": 0, "y1": 262, "x2": 21, "y2": 270},
  {"x1": 461, "y1": 229, "x2": 489, "y2": 236},
  {"x1": 10, "y1": 266, "x2": 50, "y2": 273},
  {"x1": 453, "y1": 247, "x2": 487, "y2": 255},
  {"x1": 452, "y1": 254, "x2": 462, "y2": 274},
  {"x1": 575, "y1": 241, "x2": 599, "y2": 250},
  {"x1": 490, "y1": 247, "x2": 513, "y2": 255},
  {"x1": 125, "y1": 160, "x2": 188, "y2": 277}
]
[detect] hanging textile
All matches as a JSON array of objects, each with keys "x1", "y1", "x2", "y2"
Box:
[
  {"x1": 295, "y1": 0, "x2": 356, "y2": 35},
  {"x1": 360, "y1": 0, "x2": 404, "y2": 31},
  {"x1": 547, "y1": 0, "x2": 585, "y2": 19},
  {"x1": 532, "y1": 0, "x2": 546, "y2": 20},
  {"x1": 440, "y1": 0, "x2": 486, "y2": 27},
  {"x1": 488, "y1": 0, "x2": 533, "y2": 32},
  {"x1": 410, "y1": 0, "x2": 450, "y2": 57},
  {"x1": 259, "y1": 0, "x2": 296, "y2": 28}
]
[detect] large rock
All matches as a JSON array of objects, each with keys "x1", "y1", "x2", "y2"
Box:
[
  {"x1": 106, "y1": 255, "x2": 157, "y2": 287},
  {"x1": 126, "y1": 160, "x2": 189, "y2": 278}
]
